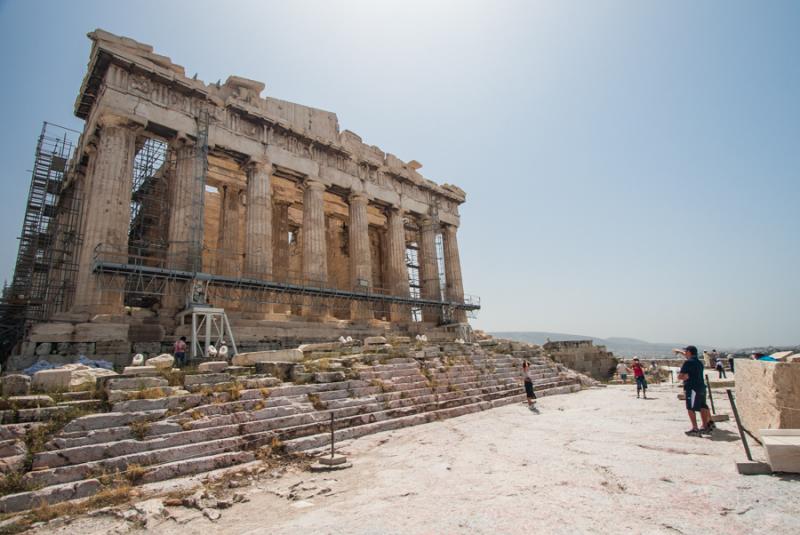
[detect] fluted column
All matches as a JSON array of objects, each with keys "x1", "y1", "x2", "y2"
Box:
[
  {"x1": 217, "y1": 185, "x2": 242, "y2": 277},
  {"x1": 244, "y1": 160, "x2": 273, "y2": 279},
  {"x1": 419, "y1": 215, "x2": 442, "y2": 323},
  {"x1": 167, "y1": 139, "x2": 202, "y2": 271},
  {"x1": 386, "y1": 206, "x2": 410, "y2": 322},
  {"x1": 443, "y1": 224, "x2": 467, "y2": 323},
  {"x1": 271, "y1": 199, "x2": 291, "y2": 314},
  {"x1": 73, "y1": 115, "x2": 138, "y2": 314},
  {"x1": 348, "y1": 192, "x2": 372, "y2": 322},
  {"x1": 302, "y1": 179, "x2": 328, "y2": 318}
]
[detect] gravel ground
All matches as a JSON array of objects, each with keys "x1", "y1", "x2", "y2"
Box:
[{"x1": 31, "y1": 383, "x2": 799, "y2": 534}]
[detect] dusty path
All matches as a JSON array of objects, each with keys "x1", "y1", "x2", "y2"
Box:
[{"x1": 33, "y1": 384, "x2": 798, "y2": 534}]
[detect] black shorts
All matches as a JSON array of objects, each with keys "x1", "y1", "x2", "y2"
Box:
[
  {"x1": 635, "y1": 375, "x2": 647, "y2": 389},
  {"x1": 524, "y1": 380, "x2": 536, "y2": 399},
  {"x1": 685, "y1": 389, "x2": 708, "y2": 411}
]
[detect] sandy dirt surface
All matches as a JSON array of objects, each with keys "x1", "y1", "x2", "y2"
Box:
[{"x1": 31, "y1": 383, "x2": 798, "y2": 534}]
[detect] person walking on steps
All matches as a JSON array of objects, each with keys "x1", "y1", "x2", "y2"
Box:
[
  {"x1": 522, "y1": 361, "x2": 538, "y2": 412},
  {"x1": 632, "y1": 358, "x2": 647, "y2": 398},
  {"x1": 174, "y1": 336, "x2": 187, "y2": 367},
  {"x1": 674, "y1": 345, "x2": 715, "y2": 437}
]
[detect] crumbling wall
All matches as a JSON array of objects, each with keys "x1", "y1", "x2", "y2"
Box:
[
  {"x1": 736, "y1": 359, "x2": 800, "y2": 441},
  {"x1": 542, "y1": 340, "x2": 618, "y2": 380}
]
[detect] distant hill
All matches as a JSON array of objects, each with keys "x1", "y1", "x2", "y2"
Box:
[{"x1": 491, "y1": 331, "x2": 691, "y2": 359}]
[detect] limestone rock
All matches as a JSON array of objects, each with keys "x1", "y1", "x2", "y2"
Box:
[
  {"x1": 131, "y1": 354, "x2": 145, "y2": 366},
  {"x1": 0, "y1": 396, "x2": 55, "y2": 410},
  {"x1": 146, "y1": 354, "x2": 175, "y2": 370},
  {"x1": 31, "y1": 369, "x2": 71, "y2": 392},
  {"x1": 736, "y1": 360, "x2": 800, "y2": 440},
  {"x1": 122, "y1": 365, "x2": 160, "y2": 376},
  {"x1": 232, "y1": 349, "x2": 303, "y2": 366},
  {"x1": 364, "y1": 336, "x2": 387, "y2": 346},
  {"x1": 61, "y1": 363, "x2": 118, "y2": 391},
  {"x1": 1, "y1": 375, "x2": 31, "y2": 397},
  {"x1": 35, "y1": 343, "x2": 52, "y2": 357},
  {"x1": 198, "y1": 361, "x2": 228, "y2": 373}
]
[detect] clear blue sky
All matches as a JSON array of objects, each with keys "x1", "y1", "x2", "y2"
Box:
[{"x1": 0, "y1": 0, "x2": 797, "y2": 347}]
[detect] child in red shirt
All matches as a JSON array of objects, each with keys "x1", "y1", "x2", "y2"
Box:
[{"x1": 632, "y1": 357, "x2": 647, "y2": 399}]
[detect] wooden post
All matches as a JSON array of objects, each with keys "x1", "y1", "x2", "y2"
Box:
[
  {"x1": 726, "y1": 389, "x2": 752, "y2": 461},
  {"x1": 705, "y1": 374, "x2": 715, "y2": 414}
]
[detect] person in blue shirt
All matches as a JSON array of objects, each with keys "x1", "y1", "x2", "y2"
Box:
[{"x1": 674, "y1": 345, "x2": 714, "y2": 437}]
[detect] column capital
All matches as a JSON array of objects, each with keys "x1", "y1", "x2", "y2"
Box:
[
  {"x1": 97, "y1": 113, "x2": 146, "y2": 132},
  {"x1": 304, "y1": 178, "x2": 326, "y2": 192},
  {"x1": 349, "y1": 190, "x2": 369, "y2": 203},
  {"x1": 243, "y1": 158, "x2": 272, "y2": 175}
]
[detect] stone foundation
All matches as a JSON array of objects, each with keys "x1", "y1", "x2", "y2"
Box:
[{"x1": 542, "y1": 340, "x2": 618, "y2": 380}]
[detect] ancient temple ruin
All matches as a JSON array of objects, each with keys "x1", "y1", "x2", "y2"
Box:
[{"x1": 2, "y1": 30, "x2": 479, "y2": 366}]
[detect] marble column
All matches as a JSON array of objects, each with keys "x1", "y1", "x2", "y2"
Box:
[
  {"x1": 271, "y1": 199, "x2": 291, "y2": 314},
  {"x1": 167, "y1": 139, "x2": 202, "y2": 271},
  {"x1": 302, "y1": 179, "x2": 328, "y2": 318},
  {"x1": 443, "y1": 224, "x2": 467, "y2": 323},
  {"x1": 418, "y1": 215, "x2": 442, "y2": 323},
  {"x1": 348, "y1": 192, "x2": 372, "y2": 322},
  {"x1": 162, "y1": 139, "x2": 198, "y2": 314},
  {"x1": 244, "y1": 160, "x2": 273, "y2": 279},
  {"x1": 72, "y1": 115, "x2": 138, "y2": 315},
  {"x1": 386, "y1": 206, "x2": 410, "y2": 322},
  {"x1": 216, "y1": 185, "x2": 242, "y2": 277}
]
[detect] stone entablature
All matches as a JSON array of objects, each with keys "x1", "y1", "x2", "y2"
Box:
[{"x1": 73, "y1": 29, "x2": 464, "y2": 226}]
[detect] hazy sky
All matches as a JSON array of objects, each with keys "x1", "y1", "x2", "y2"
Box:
[{"x1": 0, "y1": 0, "x2": 797, "y2": 347}]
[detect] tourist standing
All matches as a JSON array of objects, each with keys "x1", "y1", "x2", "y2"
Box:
[
  {"x1": 631, "y1": 358, "x2": 647, "y2": 398},
  {"x1": 715, "y1": 357, "x2": 727, "y2": 379},
  {"x1": 521, "y1": 361, "x2": 537, "y2": 411},
  {"x1": 616, "y1": 360, "x2": 629, "y2": 383},
  {"x1": 174, "y1": 336, "x2": 187, "y2": 367},
  {"x1": 728, "y1": 353, "x2": 735, "y2": 374},
  {"x1": 674, "y1": 346, "x2": 713, "y2": 436}
]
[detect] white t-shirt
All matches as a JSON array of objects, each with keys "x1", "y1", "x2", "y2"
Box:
[{"x1": 617, "y1": 363, "x2": 628, "y2": 374}]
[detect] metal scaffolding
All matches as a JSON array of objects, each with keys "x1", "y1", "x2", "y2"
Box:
[{"x1": 0, "y1": 122, "x2": 82, "y2": 358}]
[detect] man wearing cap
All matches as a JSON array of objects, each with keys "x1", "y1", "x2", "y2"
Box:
[{"x1": 674, "y1": 345, "x2": 714, "y2": 436}]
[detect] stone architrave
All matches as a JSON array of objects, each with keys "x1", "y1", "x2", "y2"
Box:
[
  {"x1": 301, "y1": 179, "x2": 328, "y2": 318},
  {"x1": 72, "y1": 114, "x2": 139, "y2": 315},
  {"x1": 386, "y1": 206, "x2": 410, "y2": 323},
  {"x1": 418, "y1": 215, "x2": 442, "y2": 323},
  {"x1": 348, "y1": 192, "x2": 372, "y2": 322},
  {"x1": 442, "y1": 224, "x2": 467, "y2": 323}
]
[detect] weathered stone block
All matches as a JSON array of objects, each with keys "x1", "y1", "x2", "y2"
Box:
[
  {"x1": 146, "y1": 354, "x2": 174, "y2": 369},
  {"x1": 254, "y1": 361, "x2": 293, "y2": 381},
  {"x1": 0, "y1": 396, "x2": 55, "y2": 410},
  {"x1": 106, "y1": 376, "x2": 168, "y2": 391},
  {"x1": 364, "y1": 336, "x2": 387, "y2": 346},
  {"x1": 133, "y1": 342, "x2": 161, "y2": 354},
  {"x1": 28, "y1": 322, "x2": 75, "y2": 343},
  {"x1": 736, "y1": 360, "x2": 800, "y2": 440},
  {"x1": 198, "y1": 361, "x2": 228, "y2": 373},
  {"x1": 1, "y1": 375, "x2": 31, "y2": 397},
  {"x1": 73, "y1": 323, "x2": 129, "y2": 342},
  {"x1": 31, "y1": 369, "x2": 71, "y2": 392},
  {"x1": 761, "y1": 429, "x2": 800, "y2": 473},
  {"x1": 95, "y1": 340, "x2": 132, "y2": 354},
  {"x1": 35, "y1": 343, "x2": 52, "y2": 356},
  {"x1": 232, "y1": 349, "x2": 303, "y2": 366},
  {"x1": 122, "y1": 365, "x2": 160, "y2": 376},
  {"x1": 314, "y1": 371, "x2": 346, "y2": 383},
  {"x1": 184, "y1": 373, "x2": 232, "y2": 386}
]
